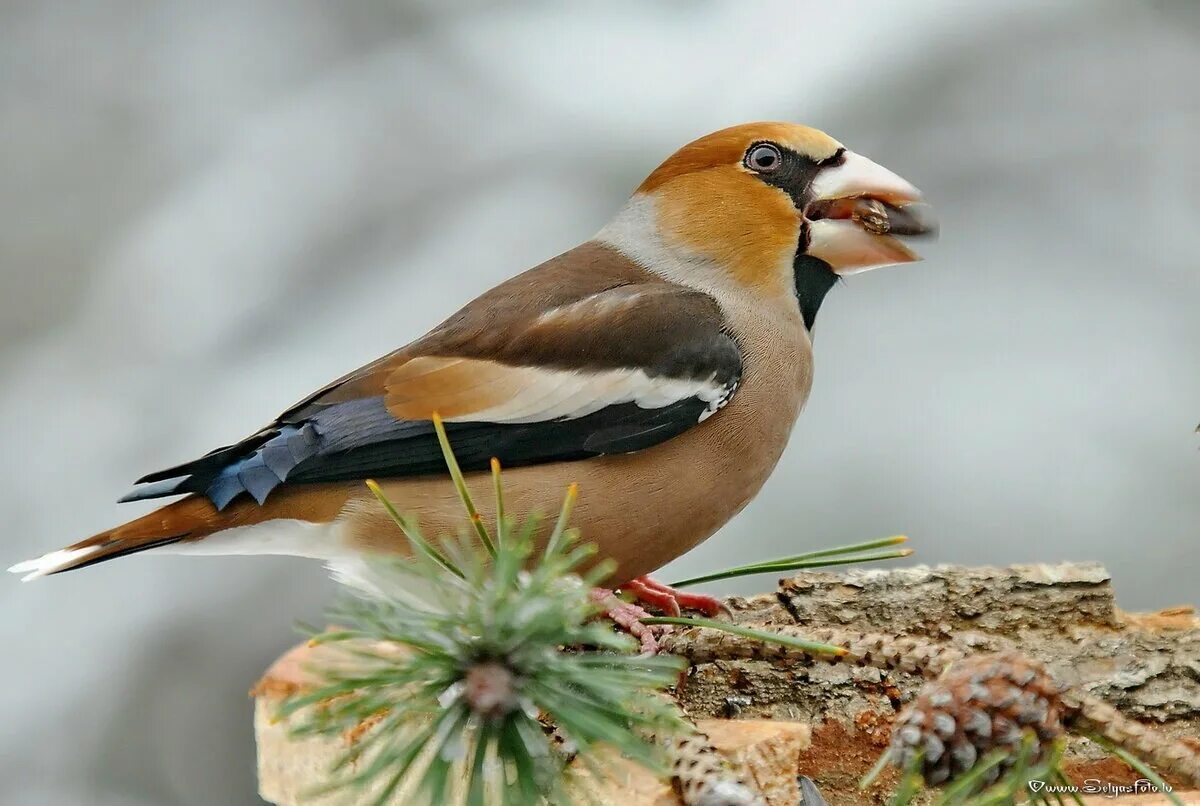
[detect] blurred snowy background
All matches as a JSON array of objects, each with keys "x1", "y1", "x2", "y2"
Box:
[{"x1": 2, "y1": 1, "x2": 1197, "y2": 803}]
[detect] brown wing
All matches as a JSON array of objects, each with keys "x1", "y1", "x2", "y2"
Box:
[{"x1": 121, "y1": 242, "x2": 742, "y2": 510}]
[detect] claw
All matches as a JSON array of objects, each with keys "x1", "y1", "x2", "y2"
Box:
[
  {"x1": 623, "y1": 576, "x2": 726, "y2": 618},
  {"x1": 590, "y1": 588, "x2": 669, "y2": 654},
  {"x1": 591, "y1": 576, "x2": 728, "y2": 655}
]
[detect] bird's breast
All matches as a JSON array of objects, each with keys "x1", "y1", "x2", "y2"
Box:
[
  {"x1": 344, "y1": 297, "x2": 813, "y2": 583},
  {"x1": 561, "y1": 295, "x2": 813, "y2": 578}
]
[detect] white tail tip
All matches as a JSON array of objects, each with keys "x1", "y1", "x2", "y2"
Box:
[{"x1": 7, "y1": 546, "x2": 101, "y2": 582}]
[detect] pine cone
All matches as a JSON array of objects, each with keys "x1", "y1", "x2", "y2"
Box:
[
  {"x1": 668, "y1": 732, "x2": 765, "y2": 806},
  {"x1": 889, "y1": 652, "x2": 1066, "y2": 786}
]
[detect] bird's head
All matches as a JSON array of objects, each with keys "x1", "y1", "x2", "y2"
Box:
[{"x1": 604, "y1": 122, "x2": 936, "y2": 327}]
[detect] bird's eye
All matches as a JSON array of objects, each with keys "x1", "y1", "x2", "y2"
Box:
[{"x1": 745, "y1": 143, "x2": 782, "y2": 173}]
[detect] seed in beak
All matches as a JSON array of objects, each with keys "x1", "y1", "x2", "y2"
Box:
[{"x1": 853, "y1": 198, "x2": 891, "y2": 235}]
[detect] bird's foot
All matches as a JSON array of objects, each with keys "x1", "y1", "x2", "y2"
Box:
[
  {"x1": 621, "y1": 575, "x2": 727, "y2": 618},
  {"x1": 590, "y1": 588, "x2": 666, "y2": 654},
  {"x1": 591, "y1": 576, "x2": 727, "y2": 654}
]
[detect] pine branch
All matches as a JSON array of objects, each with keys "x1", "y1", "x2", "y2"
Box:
[{"x1": 278, "y1": 429, "x2": 686, "y2": 805}]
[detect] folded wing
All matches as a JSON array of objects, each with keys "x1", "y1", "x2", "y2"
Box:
[{"x1": 121, "y1": 247, "x2": 742, "y2": 510}]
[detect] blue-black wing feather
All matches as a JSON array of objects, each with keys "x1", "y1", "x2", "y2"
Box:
[{"x1": 119, "y1": 395, "x2": 715, "y2": 510}]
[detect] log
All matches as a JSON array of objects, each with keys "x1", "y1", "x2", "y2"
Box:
[{"x1": 253, "y1": 563, "x2": 1200, "y2": 804}]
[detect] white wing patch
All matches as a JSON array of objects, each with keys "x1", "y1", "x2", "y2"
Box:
[
  {"x1": 532, "y1": 287, "x2": 646, "y2": 327},
  {"x1": 698, "y1": 377, "x2": 739, "y2": 422},
  {"x1": 444, "y1": 366, "x2": 730, "y2": 425}
]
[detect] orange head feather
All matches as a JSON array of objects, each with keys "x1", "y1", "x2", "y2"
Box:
[{"x1": 621, "y1": 123, "x2": 932, "y2": 305}]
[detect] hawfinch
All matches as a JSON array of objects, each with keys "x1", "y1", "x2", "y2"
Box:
[{"x1": 11, "y1": 123, "x2": 934, "y2": 638}]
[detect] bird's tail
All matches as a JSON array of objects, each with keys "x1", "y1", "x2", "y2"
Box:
[{"x1": 7, "y1": 495, "x2": 243, "y2": 581}]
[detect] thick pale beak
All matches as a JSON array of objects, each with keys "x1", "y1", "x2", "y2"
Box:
[{"x1": 805, "y1": 151, "x2": 937, "y2": 275}]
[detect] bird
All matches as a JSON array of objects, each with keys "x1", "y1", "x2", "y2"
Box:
[{"x1": 10, "y1": 122, "x2": 934, "y2": 648}]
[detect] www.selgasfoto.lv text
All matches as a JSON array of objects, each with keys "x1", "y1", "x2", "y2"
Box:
[{"x1": 1028, "y1": 778, "x2": 1171, "y2": 797}]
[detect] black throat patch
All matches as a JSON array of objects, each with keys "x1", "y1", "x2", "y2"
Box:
[
  {"x1": 792, "y1": 250, "x2": 838, "y2": 332},
  {"x1": 748, "y1": 144, "x2": 846, "y2": 332}
]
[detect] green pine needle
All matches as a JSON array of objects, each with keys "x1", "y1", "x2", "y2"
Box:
[
  {"x1": 876, "y1": 733, "x2": 1105, "y2": 806},
  {"x1": 364, "y1": 478, "x2": 463, "y2": 579},
  {"x1": 1049, "y1": 769, "x2": 1086, "y2": 806},
  {"x1": 1084, "y1": 732, "x2": 1184, "y2": 806},
  {"x1": 859, "y1": 747, "x2": 895, "y2": 790},
  {"x1": 544, "y1": 482, "x2": 579, "y2": 559},
  {"x1": 973, "y1": 742, "x2": 1068, "y2": 806},
  {"x1": 640, "y1": 615, "x2": 848, "y2": 657},
  {"x1": 431, "y1": 412, "x2": 496, "y2": 558},
  {"x1": 490, "y1": 458, "x2": 506, "y2": 550},
  {"x1": 670, "y1": 535, "x2": 911, "y2": 587},
  {"x1": 888, "y1": 750, "x2": 926, "y2": 806}
]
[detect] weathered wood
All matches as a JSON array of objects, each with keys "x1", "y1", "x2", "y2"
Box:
[{"x1": 254, "y1": 563, "x2": 1200, "y2": 804}]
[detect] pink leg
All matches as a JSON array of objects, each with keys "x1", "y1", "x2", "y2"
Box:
[
  {"x1": 623, "y1": 576, "x2": 726, "y2": 618},
  {"x1": 590, "y1": 588, "x2": 667, "y2": 654}
]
